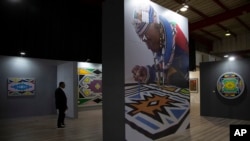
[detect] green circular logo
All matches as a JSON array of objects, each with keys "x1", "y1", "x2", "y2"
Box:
[{"x1": 217, "y1": 72, "x2": 245, "y2": 99}]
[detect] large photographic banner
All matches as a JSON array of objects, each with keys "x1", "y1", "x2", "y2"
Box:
[{"x1": 125, "y1": 0, "x2": 190, "y2": 140}]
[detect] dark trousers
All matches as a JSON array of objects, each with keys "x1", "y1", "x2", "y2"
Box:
[{"x1": 57, "y1": 108, "x2": 66, "y2": 127}]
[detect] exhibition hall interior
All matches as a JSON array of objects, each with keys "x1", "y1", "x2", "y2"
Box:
[{"x1": 1, "y1": 0, "x2": 250, "y2": 141}]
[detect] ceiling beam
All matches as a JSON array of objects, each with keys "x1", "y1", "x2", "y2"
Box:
[
  {"x1": 190, "y1": 3, "x2": 250, "y2": 31},
  {"x1": 216, "y1": 24, "x2": 237, "y2": 37},
  {"x1": 213, "y1": 0, "x2": 228, "y2": 10},
  {"x1": 200, "y1": 29, "x2": 222, "y2": 40},
  {"x1": 174, "y1": 0, "x2": 208, "y2": 18},
  {"x1": 213, "y1": 0, "x2": 250, "y2": 32},
  {"x1": 175, "y1": 0, "x2": 236, "y2": 38},
  {"x1": 211, "y1": 49, "x2": 250, "y2": 58},
  {"x1": 235, "y1": 18, "x2": 250, "y2": 31}
]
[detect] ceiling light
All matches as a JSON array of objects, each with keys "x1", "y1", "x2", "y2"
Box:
[
  {"x1": 180, "y1": 4, "x2": 189, "y2": 12},
  {"x1": 225, "y1": 31, "x2": 231, "y2": 36},
  {"x1": 85, "y1": 58, "x2": 90, "y2": 62},
  {"x1": 20, "y1": 52, "x2": 26, "y2": 56},
  {"x1": 180, "y1": 7, "x2": 188, "y2": 12},
  {"x1": 224, "y1": 55, "x2": 229, "y2": 58},
  {"x1": 228, "y1": 56, "x2": 235, "y2": 61}
]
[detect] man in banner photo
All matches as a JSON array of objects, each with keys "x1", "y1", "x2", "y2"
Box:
[{"x1": 131, "y1": 4, "x2": 189, "y2": 88}]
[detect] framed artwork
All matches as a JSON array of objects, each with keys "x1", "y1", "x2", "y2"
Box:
[
  {"x1": 8, "y1": 77, "x2": 35, "y2": 96},
  {"x1": 77, "y1": 67, "x2": 102, "y2": 107},
  {"x1": 189, "y1": 78, "x2": 198, "y2": 93},
  {"x1": 217, "y1": 72, "x2": 245, "y2": 99}
]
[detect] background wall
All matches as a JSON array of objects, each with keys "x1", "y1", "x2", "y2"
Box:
[
  {"x1": 200, "y1": 59, "x2": 250, "y2": 120},
  {"x1": 196, "y1": 51, "x2": 222, "y2": 67},
  {"x1": 57, "y1": 62, "x2": 78, "y2": 118},
  {"x1": 0, "y1": 56, "x2": 75, "y2": 119}
]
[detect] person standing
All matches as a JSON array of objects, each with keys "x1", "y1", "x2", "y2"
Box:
[{"x1": 55, "y1": 81, "x2": 68, "y2": 128}]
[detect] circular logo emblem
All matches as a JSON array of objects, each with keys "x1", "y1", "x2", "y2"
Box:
[{"x1": 217, "y1": 72, "x2": 245, "y2": 99}]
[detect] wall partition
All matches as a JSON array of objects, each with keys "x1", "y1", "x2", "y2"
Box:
[{"x1": 200, "y1": 59, "x2": 250, "y2": 120}]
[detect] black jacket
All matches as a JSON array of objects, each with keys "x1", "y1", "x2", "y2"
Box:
[{"x1": 55, "y1": 88, "x2": 67, "y2": 110}]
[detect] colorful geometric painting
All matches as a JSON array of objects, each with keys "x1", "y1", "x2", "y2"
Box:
[
  {"x1": 8, "y1": 78, "x2": 35, "y2": 96},
  {"x1": 78, "y1": 68, "x2": 102, "y2": 106},
  {"x1": 217, "y1": 72, "x2": 245, "y2": 99},
  {"x1": 125, "y1": 84, "x2": 190, "y2": 140}
]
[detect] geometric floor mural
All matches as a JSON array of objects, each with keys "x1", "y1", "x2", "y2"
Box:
[{"x1": 125, "y1": 83, "x2": 190, "y2": 140}]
